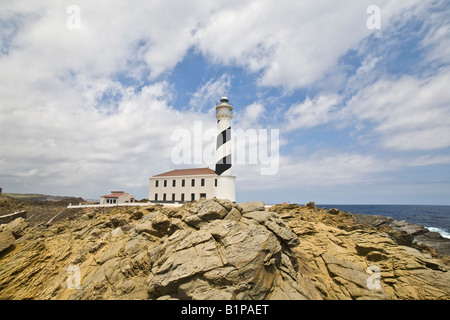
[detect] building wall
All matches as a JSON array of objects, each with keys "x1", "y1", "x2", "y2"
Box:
[{"x1": 148, "y1": 174, "x2": 217, "y2": 203}]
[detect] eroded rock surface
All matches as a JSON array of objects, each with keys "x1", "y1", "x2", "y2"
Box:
[{"x1": 0, "y1": 199, "x2": 449, "y2": 300}]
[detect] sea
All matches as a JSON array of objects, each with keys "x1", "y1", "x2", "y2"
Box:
[{"x1": 316, "y1": 204, "x2": 450, "y2": 239}]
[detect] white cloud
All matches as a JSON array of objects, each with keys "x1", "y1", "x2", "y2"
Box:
[
  {"x1": 419, "y1": 5, "x2": 450, "y2": 65},
  {"x1": 383, "y1": 128, "x2": 450, "y2": 151},
  {"x1": 0, "y1": 0, "x2": 448, "y2": 201},
  {"x1": 233, "y1": 151, "x2": 388, "y2": 191},
  {"x1": 345, "y1": 56, "x2": 380, "y2": 94},
  {"x1": 189, "y1": 74, "x2": 231, "y2": 112},
  {"x1": 407, "y1": 155, "x2": 450, "y2": 167},
  {"x1": 0, "y1": 0, "x2": 222, "y2": 197},
  {"x1": 0, "y1": 76, "x2": 214, "y2": 197},
  {"x1": 194, "y1": 0, "x2": 425, "y2": 90},
  {"x1": 284, "y1": 94, "x2": 342, "y2": 131},
  {"x1": 342, "y1": 69, "x2": 450, "y2": 150},
  {"x1": 0, "y1": 0, "x2": 432, "y2": 91},
  {"x1": 233, "y1": 147, "x2": 450, "y2": 194},
  {"x1": 234, "y1": 102, "x2": 265, "y2": 129}
]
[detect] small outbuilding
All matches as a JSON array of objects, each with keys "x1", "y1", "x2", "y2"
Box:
[{"x1": 100, "y1": 191, "x2": 135, "y2": 204}]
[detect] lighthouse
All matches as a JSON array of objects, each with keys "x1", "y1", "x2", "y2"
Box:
[
  {"x1": 215, "y1": 95, "x2": 236, "y2": 202},
  {"x1": 148, "y1": 95, "x2": 237, "y2": 204}
]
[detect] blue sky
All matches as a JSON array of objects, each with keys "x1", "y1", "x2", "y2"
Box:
[{"x1": 0, "y1": 0, "x2": 449, "y2": 204}]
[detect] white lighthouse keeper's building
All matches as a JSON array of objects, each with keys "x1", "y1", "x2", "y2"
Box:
[{"x1": 148, "y1": 95, "x2": 236, "y2": 203}]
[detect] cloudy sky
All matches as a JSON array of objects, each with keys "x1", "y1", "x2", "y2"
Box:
[{"x1": 1, "y1": 0, "x2": 449, "y2": 204}]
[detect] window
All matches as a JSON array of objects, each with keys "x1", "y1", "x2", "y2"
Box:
[
  {"x1": 164, "y1": 180, "x2": 167, "y2": 187},
  {"x1": 172, "y1": 193, "x2": 175, "y2": 202},
  {"x1": 182, "y1": 179, "x2": 185, "y2": 187},
  {"x1": 191, "y1": 179, "x2": 195, "y2": 187},
  {"x1": 215, "y1": 179, "x2": 217, "y2": 187},
  {"x1": 200, "y1": 193, "x2": 206, "y2": 199},
  {"x1": 163, "y1": 194, "x2": 166, "y2": 201},
  {"x1": 155, "y1": 180, "x2": 159, "y2": 187},
  {"x1": 191, "y1": 193, "x2": 195, "y2": 201},
  {"x1": 172, "y1": 180, "x2": 176, "y2": 187},
  {"x1": 181, "y1": 194, "x2": 185, "y2": 202},
  {"x1": 201, "y1": 178, "x2": 205, "y2": 187},
  {"x1": 155, "y1": 194, "x2": 158, "y2": 201}
]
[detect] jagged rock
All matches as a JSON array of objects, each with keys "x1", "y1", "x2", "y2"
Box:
[
  {"x1": 100, "y1": 239, "x2": 127, "y2": 263},
  {"x1": 215, "y1": 198, "x2": 235, "y2": 211},
  {"x1": 111, "y1": 227, "x2": 123, "y2": 238},
  {"x1": 238, "y1": 201, "x2": 265, "y2": 213},
  {"x1": 124, "y1": 236, "x2": 149, "y2": 255},
  {"x1": 0, "y1": 230, "x2": 15, "y2": 254},
  {"x1": 177, "y1": 277, "x2": 233, "y2": 300},
  {"x1": 199, "y1": 201, "x2": 228, "y2": 220},
  {"x1": 224, "y1": 207, "x2": 241, "y2": 222},
  {"x1": 366, "y1": 251, "x2": 388, "y2": 262},
  {"x1": 2, "y1": 217, "x2": 28, "y2": 239},
  {"x1": 352, "y1": 213, "x2": 450, "y2": 256},
  {"x1": 243, "y1": 211, "x2": 300, "y2": 247},
  {"x1": 0, "y1": 198, "x2": 449, "y2": 300},
  {"x1": 147, "y1": 218, "x2": 308, "y2": 300},
  {"x1": 305, "y1": 201, "x2": 316, "y2": 209},
  {"x1": 148, "y1": 212, "x2": 171, "y2": 234},
  {"x1": 182, "y1": 199, "x2": 229, "y2": 229},
  {"x1": 88, "y1": 228, "x2": 103, "y2": 237},
  {"x1": 129, "y1": 210, "x2": 143, "y2": 220},
  {"x1": 102, "y1": 217, "x2": 126, "y2": 230},
  {"x1": 135, "y1": 221, "x2": 159, "y2": 236},
  {"x1": 322, "y1": 253, "x2": 368, "y2": 287},
  {"x1": 328, "y1": 208, "x2": 340, "y2": 215},
  {"x1": 183, "y1": 214, "x2": 208, "y2": 229}
]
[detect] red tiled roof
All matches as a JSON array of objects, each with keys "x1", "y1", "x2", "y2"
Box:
[
  {"x1": 101, "y1": 192, "x2": 127, "y2": 198},
  {"x1": 153, "y1": 168, "x2": 218, "y2": 177}
]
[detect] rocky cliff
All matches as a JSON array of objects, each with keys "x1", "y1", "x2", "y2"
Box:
[{"x1": 0, "y1": 199, "x2": 449, "y2": 300}]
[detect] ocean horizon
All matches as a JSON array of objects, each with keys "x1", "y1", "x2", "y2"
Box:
[{"x1": 312, "y1": 204, "x2": 450, "y2": 239}]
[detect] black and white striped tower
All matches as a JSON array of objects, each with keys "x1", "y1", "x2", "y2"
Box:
[{"x1": 215, "y1": 95, "x2": 236, "y2": 202}]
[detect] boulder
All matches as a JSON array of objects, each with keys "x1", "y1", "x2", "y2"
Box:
[
  {"x1": 243, "y1": 211, "x2": 300, "y2": 248},
  {"x1": 135, "y1": 221, "x2": 159, "y2": 236},
  {"x1": 111, "y1": 227, "x2": 123, "y2": 238},
  {"x1": 105, "y1": 217, "x2": 127, "y2": 229},
  {"x1": 149, "y1": 212, "x2": 171, "y2": 233},
  {"x1": 0, "y1": 230, "x2": 15, "y2": 254},
  {"x1": 147, "y1": 219, "x2": 308, "y2": 300},
  {"x1": 238, "y1": 201, "x2": 265, "y2": 213},
  {"x1": 198, "y1": 200, "x2": 228, "y2": 220},
  {"x1": 328, "y1": 208, "x2": 340, "y2": 215},
  {"x1": 4, "y1": 217, "x2": 28, "y2": 239},
  {"x1": 100, "y1": 239, "x2": 127, "y2": 263},
  {"x1": 224, "y1": 207, "x2": 241, "y2": 222},
  {"x1": 124, "y1": 236, "x2": 148, "y2": 255},
  {"x1": 182, "y1": 199, "x2": 229, "y2": 228},
  {"x1": 352, "y1": 213, "x2": 450, "y2": 256},
  {"x1": 129, "y1": 210, "x2": 143, "y2": 220},
  {"x1": 177, "y1": 277, "x2": 233, "y2": 300}
]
